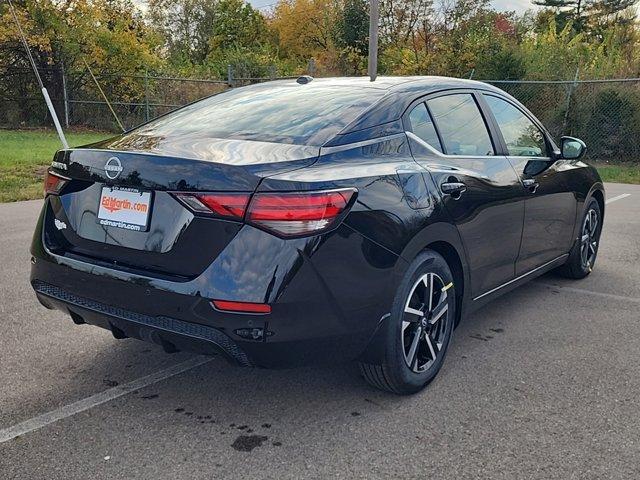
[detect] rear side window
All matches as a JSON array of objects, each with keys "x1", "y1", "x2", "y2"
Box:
[
  {"x1": 408, "y1": 103, "x2": 443, "y2": 152},
  {"x1": 484, "y1": 95, "x2": 548, "y2": 157},
  {"x1": 427, "y1": 94, "x2": 494, "y2": 156},
  {"x1": 132, "y1": 84, "x2": 386, "y2": 146}
]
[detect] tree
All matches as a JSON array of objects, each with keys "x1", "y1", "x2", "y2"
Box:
[
  {"x1": 270, "y1": 0, "x2": 342, "y2": 70},
  {"x1": 532, "y1": 0, "x2": 586, "y2": 32},
  {"x1": 207, "y1": 0, "x2": 268, "y2": 51},
  {"x1": 0, "y1": 0, "x2": 161, "y2": 125},
  {"x1": 379, "y1": 0, "x2": 434, "y2": 47},
  {"x1": 147, "y1": 0, "x2": 218, "y2": 65},
  {"x1": 337, "y1": 0, "x2": 369, "y2": 53},
  {"x1": 586, "y1": 0, "x2": 637, "y2": 17},
  {"x1": 585, "y1": 0, "x2": 637, "y2": 33}
]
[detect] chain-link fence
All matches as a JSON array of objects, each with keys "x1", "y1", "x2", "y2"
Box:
[
  {"x1": 1, "y1": 69, "x2": 639, "y2": 162},
  {"x1": 0, "y1": 65, "x2": 302, "y2": 132}
]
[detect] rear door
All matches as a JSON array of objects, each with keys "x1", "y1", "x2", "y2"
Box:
[
  {"x1": 481, "y1": 94, "x2": 577, "y2": 275},
  {"x1": 405, "y1": 91, "x2": 524, "y2": 299}
]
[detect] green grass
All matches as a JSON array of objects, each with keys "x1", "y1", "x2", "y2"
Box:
[
  {"x1": 0, "y1": 129, "x2": 111, "y2": 202},
  {"x1": 594, "y1": 164, "x2": 640, "y2": 185},
  {"x1": 1, "y1": 129, "x2": 639, "y2": 202}
]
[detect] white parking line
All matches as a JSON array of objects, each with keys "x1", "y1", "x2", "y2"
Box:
[
  {"x1": 0, "y1": 355, "x2": 213, "y2": 444},
  {"x1": 606, "y1": 193, "x2": 631, "y2": 205},
  {"x1": 536, "y1": 282, "x2": 640, "y2": 304}
]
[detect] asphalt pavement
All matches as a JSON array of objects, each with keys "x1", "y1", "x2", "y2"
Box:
[{"x1": 0, "y1": 183, "x2": 638, "y2": 479}]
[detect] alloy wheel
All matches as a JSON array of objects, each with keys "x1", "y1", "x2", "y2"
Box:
[
  {"x1": 402, "y1": 273, "x2": 450, "y2": 373},
  {"x1": 580, "y1": 208, "x2": 599, "y2": 270}
]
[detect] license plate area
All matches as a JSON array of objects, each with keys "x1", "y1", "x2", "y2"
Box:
[{"x1": 97, "y1": 186, "x2": 152, "y2": 232}]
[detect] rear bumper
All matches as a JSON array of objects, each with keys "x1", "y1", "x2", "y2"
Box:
[
  {"x1": 33, "y1": 280, "x2": 254, "y2": 365},
  {"x1": 30, "y1": 201, "x2": 407, "y2": 368}
]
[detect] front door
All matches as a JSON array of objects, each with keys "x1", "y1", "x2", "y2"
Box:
[
  {"x1": 482, "y1": 94, "x2": 577, "y2": 275},
  {"x1": 406, "y1": 93, "x2": 525, "y2": 299}
]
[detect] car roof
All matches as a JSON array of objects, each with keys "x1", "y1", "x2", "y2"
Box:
[
  {"x1": 265, "y1": 75, "x2": 500, "y2": 93},
  {"x1": 233, "y1": 76, "x2": 514, "y2": 146},
  {"x1": 275, "y1": 76, "x2": 507, "y2": 145}
]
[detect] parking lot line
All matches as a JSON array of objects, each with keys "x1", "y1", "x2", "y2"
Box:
[
  {"x1": 0, "y1": 355, "x2": 213, "y2": 444},
  {"x1": 535, "y1": 282, "x2": 640, "y2": 304},
  {"x1": 605, "y1": 193, "x2": 631, "y2": 205}
]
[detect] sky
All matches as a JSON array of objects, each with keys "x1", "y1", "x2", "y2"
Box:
[
  {"x1": 491, "y1": 0, "x2": 536, "y2": 12},
  {"x1": 247, "y1": 0, "x2": 537, "y2": 13}
]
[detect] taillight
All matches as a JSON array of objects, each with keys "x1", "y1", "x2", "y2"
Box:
[
  {"x1": 246, "y1": 188, "x2": 357, "y2": 237},
  {"x1": 172, "y1": 193, "x2": 250, "y2": 220},
  {"x1": 44, "y1": 170, "x2": 68, "y2": 196}
]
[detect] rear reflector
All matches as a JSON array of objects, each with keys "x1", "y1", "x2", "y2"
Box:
[
  {"x1": 173, "y1": 193, "x2": 250, "y2": 220},
  {"x1": 44, "y1": 170, "x2": 68, "y2": 196},
  {"x1": 246, "y1": 188, "x2": 357, "y2": 237},
  {"x1": 212, "y1": 300, "x2": 271, "y2": 314}
]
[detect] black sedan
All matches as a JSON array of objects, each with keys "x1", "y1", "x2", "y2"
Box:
[{"x1": 31, "y1": 76, "x2": 604, "y2": 394}]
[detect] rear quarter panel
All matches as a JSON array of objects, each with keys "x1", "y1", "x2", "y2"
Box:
[{"x1": 257, "y1": 133, "x2": 470, "y2": 326}]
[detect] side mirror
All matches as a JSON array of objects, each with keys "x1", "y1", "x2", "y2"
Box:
[{"x1": 561, "y1": 136, "x2": 586, "y2": 160}]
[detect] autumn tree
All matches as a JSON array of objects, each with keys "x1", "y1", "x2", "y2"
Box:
[
  {"x1": 269, "y1": 0, "x2": 343, "y2": 72},
  {"x1": 0, "y1": 0, "x2": 161, "y2": 124}
]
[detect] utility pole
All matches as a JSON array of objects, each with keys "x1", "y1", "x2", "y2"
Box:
[{"x1": 368, "y1": 0, "x2": 379, "y2": 82}]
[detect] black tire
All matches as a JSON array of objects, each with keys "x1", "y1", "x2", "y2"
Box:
[
  {"x1": 359, "y1": 250, "x2": 456, "y2": 395},
  {"x1": 557, "y1": 198, "x2": 602, "y2": 280}
]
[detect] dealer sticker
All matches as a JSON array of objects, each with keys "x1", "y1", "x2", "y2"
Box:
[{"x1": 97, "y1": 186, "x2": 152, "y2": 232}]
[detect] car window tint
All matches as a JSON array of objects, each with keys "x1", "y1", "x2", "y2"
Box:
[
  {"x1": 408, "y1": 103, "x2": 443, "y2": 152},
  {"x1": 484, "y1": 95, "x2": 548, "y2": 157},
  {"x1": 427, "y1": 94, "x2": 494, "y2": 156},
  {"x1": 132, "y1": 84, "x2": 386, "y2": 146}
]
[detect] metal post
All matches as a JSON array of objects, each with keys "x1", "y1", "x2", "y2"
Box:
[
  {"x1": 269, "y1": 65, "x2": 276, "y2": 81},
  {"x1": 368, "y1": 0, "x2": 379, "y2": 81},
  {"x1": 83, "y1": 58, "x2": 125, "y2": 132},
  {"x1": 144, "y1": 70, "x2": 150, "y2": 122},
  {"x1": 562, "y1": 67, "x2": 580, "y2": 133},
  {"x1": 227, "y1": 64, "x2": 234, "y2": 87},
  {"x1": 61, "y1": 62, "x2": 69, "y2": 128},
  {"x1": 308, "y1": 58, "x2": 316, "y2": 76}
]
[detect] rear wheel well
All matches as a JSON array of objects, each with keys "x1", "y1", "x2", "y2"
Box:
[{"x1": 425, "y1": 241, "x2": 464, "y2": 326}]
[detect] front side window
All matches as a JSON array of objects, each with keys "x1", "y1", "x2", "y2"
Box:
[
  {"x1": 427, "y1": 94, "x2": 494, "y2": 156},
  {"x1": 407, "y1": 103, "x2": 443, "y2": 152},
  {"x1": 484, "y1": 95, "x2": 548, "y2": 157}
]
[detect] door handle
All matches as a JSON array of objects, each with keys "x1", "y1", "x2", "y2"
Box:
[
  {"x1": 522, "y1": 178, "x2": 539, "y2": 193},
  {"x1": 441, "y1": 181, "x2": 467, "y2": 199}
]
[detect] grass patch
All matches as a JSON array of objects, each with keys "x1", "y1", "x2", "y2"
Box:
[
  {"x1": 594, "y1": 163, "x2": 640, "y2": 185},
  {"x1": 0, "y1": 129, "x2": 111, "y2": 202}
]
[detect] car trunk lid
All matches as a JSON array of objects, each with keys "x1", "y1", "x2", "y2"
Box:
[{"x1": 44, "y1": 138, "x2": 319, "y2": 279}]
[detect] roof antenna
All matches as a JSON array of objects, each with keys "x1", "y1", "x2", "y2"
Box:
[
  {"x1": 7, "y1": 0, "x2": 68, "y2": 149},
  {"x1": 368, "y1": 0, "x2": 379, "y2": 82}
]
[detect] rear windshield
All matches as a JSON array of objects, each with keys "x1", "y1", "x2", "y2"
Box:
[{"x1": 133, "y1": 83, "x2": 386, "y2": 146}]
